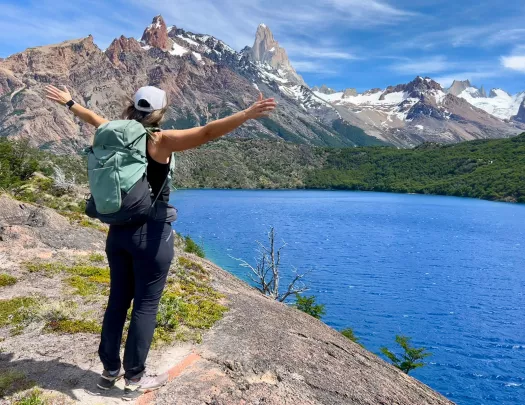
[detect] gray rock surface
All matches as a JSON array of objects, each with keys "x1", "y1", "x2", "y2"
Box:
[{"x1": 155, "y1": 255, "x2": 455, "y2": 405}]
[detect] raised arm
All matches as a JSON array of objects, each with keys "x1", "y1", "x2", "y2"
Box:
[
  {"x1": 159, "y1": 93, "x2": 276, "y2": 152},
  {"x1": 45, "y1": 85, "x2": 108, "y2": 128}
]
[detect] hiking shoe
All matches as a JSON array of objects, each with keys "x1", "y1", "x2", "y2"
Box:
[
  {"x1": 124, "y1": 373, "x2": 168, "y2": 394},
  {"x1": 97, "y1": 369, "x2": 125, "y2": 390}
]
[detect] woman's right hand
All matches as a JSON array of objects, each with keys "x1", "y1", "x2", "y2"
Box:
[
  {"x1": 45, "y1": 85, "x2": 72, "y2": 105},
  {"x1": 244, "y1": 93, "x2": 277, "y2": 120}
]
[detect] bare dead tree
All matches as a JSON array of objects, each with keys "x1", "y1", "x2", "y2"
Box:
[{"x1": 231, "y1": 227, "x2": 309, "y2": 302}]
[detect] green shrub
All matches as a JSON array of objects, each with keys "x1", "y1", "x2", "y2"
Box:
[
  {"x1": 294, "y1": 294, "x2": 326, "y2": 320},
  {"x1": 341, "y1": 328, "x2": 363, "y2": 347},
  {"x1": 184, "y1": 236, "x2": 205, "y2": 258},
  {"x1": 380, "y1": 335, "x2": 432, "y2": 374}
]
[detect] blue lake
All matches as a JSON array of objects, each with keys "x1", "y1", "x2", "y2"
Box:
[{"x1": 170, "y1": 189, "x2": 525, "y2": 405}]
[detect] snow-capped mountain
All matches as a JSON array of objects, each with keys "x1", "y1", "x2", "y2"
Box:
[
  {"x1": 310, "y1": 77, "x2": 524, "y2": 146},
  {"x1": 0, "y1": 15, "x2": 523, "y2": 151},
  {"x1": 243, "y1": 24, "x2": 305, "y2": 86},
  {"x1": 454, "y1": 86, "x2": 525, "y2": 121}
]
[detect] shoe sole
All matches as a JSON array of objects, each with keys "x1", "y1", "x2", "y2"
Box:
[
  {"x1": 97, "y1": 376, "x2": 124, "y2": 390},
  {"x1": 121, "y1": 382, "x2": 167, "y2": 401}
]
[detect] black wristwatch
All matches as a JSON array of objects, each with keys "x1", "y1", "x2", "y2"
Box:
[{"x1": 65, "y1": 100, "x2": 75, "y2": 110}]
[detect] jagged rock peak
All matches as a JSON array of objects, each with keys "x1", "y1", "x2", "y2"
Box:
[
  {"x1": 248, "y1": 23, "x2": 305, "y2": 85},
  {"x1": 343, "y1": 88, "x2": 358, "y2": 98},
  {"x1": 318, "y1": 84, "x2": 336, "y2": 95},
  {"x1": 363, "y1": 88, "x2": 382, "y2": 96},
  {"x1": 408, "y1": 76, "x2": 443, "y2": 92},
  {"x1": 106, "y1": 36, "x2": 143, "y2": 66},
  {"x1": 380, "y1": 77, "x2": 442, "y2": 101},
  {"x1": 512, "y1": 99, "x2": 525, "y2": 123},
  {"x1": 141, "y1": 15, "x2": 172, "y2": 51},
  {"x1": 479, "y1": 85, "x2": 487, "y2": 98},
  {"x1": 448, "y1": 80, "x2": 472, "y2": 96}
]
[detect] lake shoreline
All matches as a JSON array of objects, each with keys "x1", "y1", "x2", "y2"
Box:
[{"x1": 173, "y1": 187, "x2": 520, "y2": 204}]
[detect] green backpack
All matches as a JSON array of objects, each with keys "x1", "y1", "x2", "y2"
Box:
[{"x1": 85, "y1": 120, "x2": 175, "y2": 225}]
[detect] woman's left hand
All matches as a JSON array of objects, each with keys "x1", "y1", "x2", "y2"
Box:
[
  {"x1": 244, "y1": 93, "x2": 277, "y2": 120},
  {"x1": 45, "y1": 85, "x2": 72, "y2": 105}
]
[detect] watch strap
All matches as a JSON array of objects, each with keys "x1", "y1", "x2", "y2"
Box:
[{"x1": 65, "y1": 100, "x2": 75, "y2": 109}]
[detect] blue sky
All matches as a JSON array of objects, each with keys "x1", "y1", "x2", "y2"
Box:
[{"x1": 1, "y1": 0, "x2": 524, "y2": 93}]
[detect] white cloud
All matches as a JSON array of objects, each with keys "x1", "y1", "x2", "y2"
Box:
[
  {"x1": 328, "y1": 0, "x2": 415, "y2": 20},
  {"x1": 291, "y1": 60, "x2": 338, "y2": 75},
  {"x1": 284, "y1": 43, "x2": 358, "y2": 60},
  {"x1": 390, "y1": 56, "x2": 452, "y2": 74},
  {"x1": 501, "y1": 55, "x2": 525, "y2": 73},
  {"x1": 397, "y1": 24, "x2": 525, "y2": 50}
]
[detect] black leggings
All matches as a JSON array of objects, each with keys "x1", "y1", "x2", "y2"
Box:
[{"x1": 99, "y1": 220, "x2": 174, "y2": 379}]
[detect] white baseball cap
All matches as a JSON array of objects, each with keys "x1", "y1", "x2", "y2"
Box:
[{"x1": 133, "y1": 86, "x2": 167, "y2": 112}]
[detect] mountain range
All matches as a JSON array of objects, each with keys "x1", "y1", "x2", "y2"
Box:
[{"x1": 0, "y1": 15, "x2": 524, "y2": 152}]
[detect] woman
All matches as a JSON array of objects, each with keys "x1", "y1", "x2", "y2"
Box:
[{"x1": 45, "y1": 84, "x2": 276, "y2": 393}]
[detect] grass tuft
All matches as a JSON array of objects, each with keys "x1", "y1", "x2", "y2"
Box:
[
  {"x1": 24, "y1": 262, "x2": 67, "y2": 274},
  {"x1": 0, "y1": 273, "x2": 17, "y2": 287},
  {"x1": 0, "y1": 297, "x2": 38, "y2": 330},
  {"x1": 0, "y1": 371, "x2": 35, "y2": 397},
  {"x1": 152, "y1": 257, "x2": 227, "y2": 346},
  {"x1": 65, "y1": 276, "x2": 99, "y2": 297},
  {"x1": 13, "y1": 388, "x2": 46, "y2": 405},
  {"x1": 44, "y1": 319, "x2": 101, "y2": 334},
  {"x1": 88, "y1": 252, "x2": 105, "y2": 263}
]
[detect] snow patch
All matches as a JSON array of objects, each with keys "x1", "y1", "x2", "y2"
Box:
[
  {"x1": 178, "y1": 35, "x2": 199, "y2": 47},
  {"x1": 415, "y1": 125, "x2": 424, "y2": 130},
  {"x1": 269, "y1": 47, "x2": 275, "y2": 52},
  {"x1": 169, "y1": 43, "x2": 188, "y2": 56},
  {"x1": 261, "y1": 70, "x2": 288, "y2": 84},
  {"x1": 141, "y1": 45, "x2": 151, "y2": 51},
  {"x1": 149, "y1": 20, "x2": 162, "y2": 30},
  {"x1": 253, "y1": 83, "x2": 259, "y2": 91},
  {"x1": 192, "y1": 51, "x2": 202, "y2": 61}
]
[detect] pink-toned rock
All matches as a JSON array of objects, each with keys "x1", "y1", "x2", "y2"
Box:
[{"x1": 140, "y1": 15, "x2": 173, "y2": 52}]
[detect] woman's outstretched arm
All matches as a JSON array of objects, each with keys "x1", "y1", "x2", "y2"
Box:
[
  {"x1": 159, "y1": 93, "x2": 277, "y2": 152},
  {"x1": 45, "y1": 85, "x2": 109, "y2": 128}
]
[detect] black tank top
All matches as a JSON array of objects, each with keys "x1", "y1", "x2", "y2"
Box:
[{"x1": 146, "y1": 150, "x2": 170, "y2": 203}]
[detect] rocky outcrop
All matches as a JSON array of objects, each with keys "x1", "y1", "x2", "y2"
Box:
[
  {"x1": 479, "y1": 85, "x2": 487, "y2": 98},
  {"x1": 513, "y1": 100, "x2": 525, "y2": 123},
  {"x1": 317, "y1": 84, "x2": 336, "y2": 95},
  {"x1": 106, "y1": 35, "x2": 143, "y2": 66},
  {"x1": 342, "y1": 88, "x2": 358, "y2": 98},
  {"x1": 153, "y1": 253, "x2": 455, "y2": 405},
  {"x1": 448, "y1": 80, "x2": 471, "y2": 96},
  {"x1": 140, "y1": 15, "x2": 173, "y2": 52},
  {"x1": 381, "y1": 77, "x2": 442, "y2": 100},
  {"x1": 247, "y1": 24, "x2": 305, "y2": 85},
  {"x1": 363, "y1": 88, "x2": 382, "y2": 95}
]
